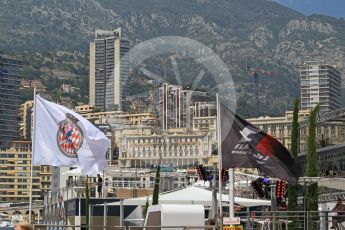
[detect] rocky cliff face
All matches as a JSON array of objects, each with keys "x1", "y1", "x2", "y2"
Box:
[{"x1": 2, "y1": 0, "x2": 345, "y2": 116}]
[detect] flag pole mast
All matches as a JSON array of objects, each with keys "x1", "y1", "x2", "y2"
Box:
[
  {"x1": 229, "y1": 168, "x2": 235, "y2": 218},
  {"x1": 216, "y1": 93, "x2": 223, "y2": 228},
  {"x1": 29, "y1": 87, "x2": 37, "y2": 224}
]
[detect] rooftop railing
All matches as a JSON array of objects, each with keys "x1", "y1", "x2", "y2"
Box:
[{"x1": 33, "y1": 211, "x2": 345, "y2": 230}]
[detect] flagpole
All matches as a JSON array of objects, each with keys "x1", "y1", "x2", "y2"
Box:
[
  {"x1": 229, "y1": 168, "x2": 235, "y2": 218},
  {"x1": 216, "y1": 93, "x2": 223, "y2": 228},
  {"x1": 29, "y1": 87, "x2": 37, "y2": 223}
]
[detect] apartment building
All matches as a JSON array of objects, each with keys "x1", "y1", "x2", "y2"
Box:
[{"x1": 0, "y1": 141, "x2": 51, "y2": 203}]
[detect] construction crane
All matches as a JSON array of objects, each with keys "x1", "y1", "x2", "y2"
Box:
[{"x1": 246, "y1": 66, "x2": 276, "y2": 118}]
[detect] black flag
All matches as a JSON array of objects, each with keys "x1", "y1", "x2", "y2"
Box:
[{"x1": 220, "y1": 103, "x2": 301, "y2": 184}]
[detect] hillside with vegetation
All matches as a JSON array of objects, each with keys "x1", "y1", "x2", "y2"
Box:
[{"x1": 2, "y1": 0, "x2": 345, "y2": 116}]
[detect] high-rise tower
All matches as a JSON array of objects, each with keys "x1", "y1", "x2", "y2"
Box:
[
  {"x1": 0, "y1": 51, "x2": 21, "y2": 147},
  {"x1": 300, "y1": 60, "x2": 342, "y2": 112},
  {"x1": 89, "y1": 28, "x2": 129, "y2": 111},
  {"x1": 159, "y1": 83, "x2": 211, "y2": 129}
]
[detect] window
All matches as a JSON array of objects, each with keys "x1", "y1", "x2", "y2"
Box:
[
  {"x1": 17, "y1": 172, "x2": 27, "y2": 177},
  {"x1": 18, "y1": 185, "x2": 27, "y2": 189}
]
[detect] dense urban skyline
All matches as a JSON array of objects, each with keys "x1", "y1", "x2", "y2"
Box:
[{"x1": 0, "y1": 0, "x2": 344, "y2": 228}]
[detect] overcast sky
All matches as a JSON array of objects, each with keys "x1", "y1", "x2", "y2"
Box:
[{"x1": 275, "y1": 0, "x2": 345, "y2": 18}]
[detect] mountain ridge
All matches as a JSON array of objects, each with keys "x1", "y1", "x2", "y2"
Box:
[
  {"x1": 274, "y1": 0, "x2": 345, "y2": 18},
  {"x1": 1, "y1": 0, "x2": 345, "y2": 116}
]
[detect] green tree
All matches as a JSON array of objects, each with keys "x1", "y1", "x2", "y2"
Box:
[
  {"x1": 51, "y1": 88, "x2": 61, "y2": 102},
  {"x1": 108, "y1": 104, "x2": 119, "y2": 111},
  {"x1": 19, "y1": 88, "x2": 34, "y2": 103},
  {"x1": 152, "y1": 165, "x2": 161, "y2": 205},
  {"x1": 288, "y1": 99, "x2": 299, "y2": 229},
  {"x1": 305, "y1": 105, "x2": 320, "y2": 228},
  {"x1": 92, "y1": 107, "x2": 102, "y2": 113}
]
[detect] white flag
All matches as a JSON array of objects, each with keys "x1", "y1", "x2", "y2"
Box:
[{"x1": 33, "y1": 95, "x2": 110, "y2": 176}]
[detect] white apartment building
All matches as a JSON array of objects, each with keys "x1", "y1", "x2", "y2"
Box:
[
  {"x1": 118, "y1": 128, "x2": 211, "y2": 168},
  {"x1": 159, "y1": 83, "x2": 212, "y2": 130},
  {"x1": 300, "y1": 60, "x2": 342, "y2": 112},
  {"x1": 248, "y1": 110, "x2": 345, "y2": 152}
]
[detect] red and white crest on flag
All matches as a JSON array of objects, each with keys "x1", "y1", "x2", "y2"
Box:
[{"x1": 57, "y1": 113, "x2": 84, "y2": 158}]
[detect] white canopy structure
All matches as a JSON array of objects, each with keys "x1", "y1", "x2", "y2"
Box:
[
  {"x1": 300, "y1": 177, "x2": 345, "y2": 190},
  {"x1": 108, "y1": 186, "x2": 270, "y2": 207},
  {"x1": 145, "y1": 204, "x2": 204, "y2": 229},
  {"x1": 62, "y1": 167, "x2": 82, "y2": 177},
  {"x1": 318, "y1": 178, "x2": 345, "y2": 190},
  {"x1": 193, "y1": 180, "x2": 251, "y2": 188}
]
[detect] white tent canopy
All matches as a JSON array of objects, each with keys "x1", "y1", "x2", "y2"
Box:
[
  {"x1": 107, "y1": 186, "x2": 270, "y2": 207},
  {"x1": 62, "y1": 167, "x2": 82, "y2": 177},
  {"x1": 318, "y1": 178, "x2": 345, "y2": 190},
  {"x1": 193, "y1": 180, "x2": 251, "y2": 188},
  {"x1": 300, "y1": 177, "x2": 345, "y2": 191}
]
